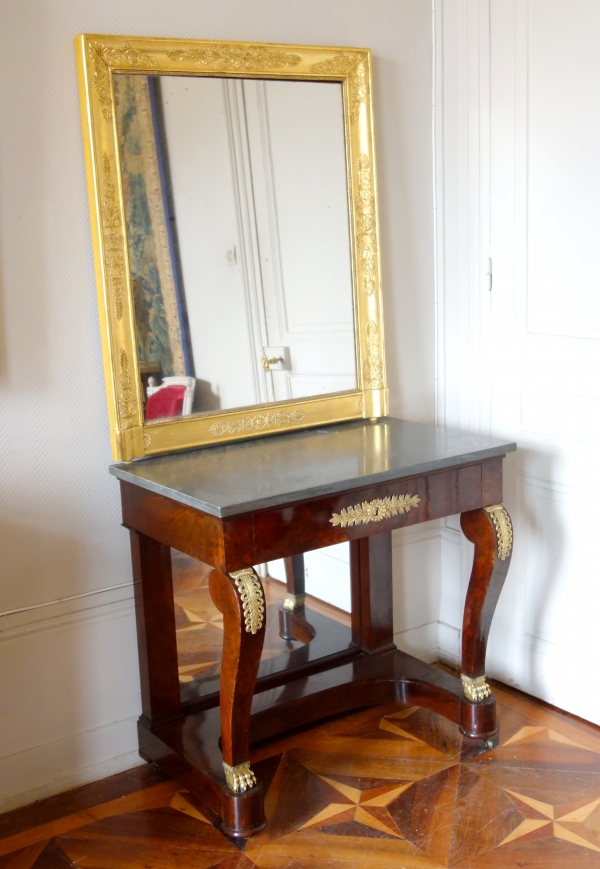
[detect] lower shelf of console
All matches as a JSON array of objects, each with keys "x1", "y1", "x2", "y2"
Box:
[{"x1": 138, "y1": 650, "x2": 498, "y2": 838}]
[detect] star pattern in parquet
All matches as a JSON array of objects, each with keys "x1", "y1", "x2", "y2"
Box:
[
  {"x1": 299, "y1": 775, "x2": 413, "y2": 838},
  {"x1": 3, "y1": 680, "x2": 600, "y2": 868}
]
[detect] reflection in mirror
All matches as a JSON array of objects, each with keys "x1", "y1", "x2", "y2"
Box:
[
  {"x1": 114, "y1": 74, "x2": 357, "y2": 421},
  {"x1": 172, "y1": 545, "x2": 351, "y2": 704},
  {"x1": 263, "y1": 543, "x2": 351, "y2": 612}
]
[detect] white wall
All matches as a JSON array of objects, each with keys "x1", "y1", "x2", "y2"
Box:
[{"x1": 0, "y1": 1, "x2": 434, "y2": 810}]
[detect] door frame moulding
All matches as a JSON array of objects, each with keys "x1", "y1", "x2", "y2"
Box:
[
  {"x1": 434, "y1": 0, "x2": 499, "y2": 678},
  {"x1": 434, "y1": 0, "x2": 492, "y2": 436}
]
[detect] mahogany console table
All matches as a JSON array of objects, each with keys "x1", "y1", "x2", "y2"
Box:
[{"x1": 111, "y1": 417, "x2": 516, "y2": 838}]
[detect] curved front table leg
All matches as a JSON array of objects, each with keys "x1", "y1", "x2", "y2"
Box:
[
  {"x1": 209, "y1": 566, "x2": 266, "y2": 832},
  {"x1": 459, "y1": 505, "x2": 513, "y2": 738}
]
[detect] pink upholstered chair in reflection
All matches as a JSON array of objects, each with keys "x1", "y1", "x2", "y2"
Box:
[{"x1": 146, "y1": 376, "x2": 195, "y2": 421}]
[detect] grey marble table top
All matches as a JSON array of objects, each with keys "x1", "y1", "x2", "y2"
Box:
[{"x1": 110, "y1": 418, "x2": 516, "y2": 518}]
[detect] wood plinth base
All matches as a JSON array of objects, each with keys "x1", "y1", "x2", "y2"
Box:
[{"x1": 138, "y1": 649, "x2": 498, "y2": 838}]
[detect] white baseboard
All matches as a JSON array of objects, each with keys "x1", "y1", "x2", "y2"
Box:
[
  {"x1": 394, "y1": 621, "x2": 439, "y2": 663},
  {"x1": 0, "y1": 714, "x2": 144, "y2": 814},
  {"x1": 492, "y1": 634, "x2": 600, "y2": 726},
  {"x1": 0, "y1": 584, "x2": 142, "y2": 813},
  {"x1": 438, "y1": 621, "x2": 461, "y2": 668}
]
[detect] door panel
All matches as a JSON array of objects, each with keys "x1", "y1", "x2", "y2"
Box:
[{"x1": 486, "y1": 0, "x2": 600, "y2": 720}]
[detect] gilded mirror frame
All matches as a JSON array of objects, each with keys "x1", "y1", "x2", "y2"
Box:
[{"x1": 76, "y1": 34, "x2": 388, "y2": 461}]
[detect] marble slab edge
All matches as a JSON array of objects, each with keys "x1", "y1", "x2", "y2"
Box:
[{"x1": 109, "y1": 441, "x2": 516, "y2": 519}]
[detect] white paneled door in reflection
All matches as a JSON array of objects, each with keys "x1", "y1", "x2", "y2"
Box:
[{"x1": 241, "y1": 80, "x2": 357, "y2": 402}]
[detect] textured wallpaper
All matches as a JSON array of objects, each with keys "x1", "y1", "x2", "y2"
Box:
[{"x1": 0, "y1": 0, "x2": 433, "y2": 616}]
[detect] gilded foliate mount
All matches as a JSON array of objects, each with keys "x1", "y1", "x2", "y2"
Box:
[
  {"x1": 461, "y1": 674, "x2": 492, "y2": 703},
  {"x1": 484, "y1": 505, "x2": 513, "y2": 561},
  {"x1": 167, "y1": 44, "x2": 301, "y2": 71},
  {"x1": 310, "y1": 53, "x2": 368, "y2": 122},
  {"x1": 89, "y1": 41, "x2": 157, "y2": 122},
  {"x1": 363, "y1": 320, "x2": 383, "y2": 390},
  {"x1": 100, "y1": 154, "x2": 124, "y2": 319},
  {"x1": 330, "y1": 494, "x2": 420, "y2": 528},
  {"x1": 230, "y1": 569, "x2": 265, "y2": 634},
  {"x1": 209, "y1": 409, "x2": 306, "y2": 438},
  {"x1": 356, "y1": 155, "x2": 378, "y2": 296},
  {"x1": 223, "y1": 761, "x2": 257, "y2": 794},
  {"x1": 117, "y1": 350, "x2": 138, "y2": 430},
  {"x1": 283, "y1": 592, "x2": 305, "y2": 613}
]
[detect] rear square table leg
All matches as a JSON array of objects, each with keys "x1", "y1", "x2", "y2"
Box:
[
  {"x1": 129, "y1": 531, "x2": 182, "y2": 731},
  {"x1": 350, "y1": 531, "x2": 396, "y2": 654},
  {"x1": 279, "y1": 554, "x2": 316, "y2": 643}
]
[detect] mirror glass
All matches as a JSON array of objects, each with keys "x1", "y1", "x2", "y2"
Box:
[{"x1": 113, "y1": 73, "x2": 357, "y2": 422}]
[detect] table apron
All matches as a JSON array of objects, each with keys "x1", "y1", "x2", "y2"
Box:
[
  {"x1": 252, "y1": 458, "x2": 502, "y2": 562},
  {"x1": 120, "y1": 456, "x2": 503, "y2": 571}
]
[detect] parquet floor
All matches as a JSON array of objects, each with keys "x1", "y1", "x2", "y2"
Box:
[
  {"x1": 3, "y1": 554, "x2": 600, "y2": 867},
  {"x1": 3, "y1": 679, "x2": 600, "y2": 867}
]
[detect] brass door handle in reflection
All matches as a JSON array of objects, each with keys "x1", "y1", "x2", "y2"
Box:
[{"x1": 261, "y1": 354, "x2": 283, "y2": 372}]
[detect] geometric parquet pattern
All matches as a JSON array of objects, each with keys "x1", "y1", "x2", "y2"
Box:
[{"x1": 2, "y1": 679, "x2": 600, "y2": 868}]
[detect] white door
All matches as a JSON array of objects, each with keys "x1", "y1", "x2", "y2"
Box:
[
  {"x1": 240, "y1": 79, "x2": 357, "y2": 402},
  {"x1": 477, "y1": 0, "x2": 600, "y2": 721}
]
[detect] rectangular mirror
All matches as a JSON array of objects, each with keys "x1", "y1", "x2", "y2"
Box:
[{"x1": 76, "y1": 36, "x2": 388, "y2": 460}]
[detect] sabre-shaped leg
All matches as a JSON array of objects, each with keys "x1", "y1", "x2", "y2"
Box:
[
  {"x1": 209, "y1": 567, "x2": 266, "y2": 794},
  {"x1": 459, "y1": 505, "x2": 513, "y2": 737}
]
